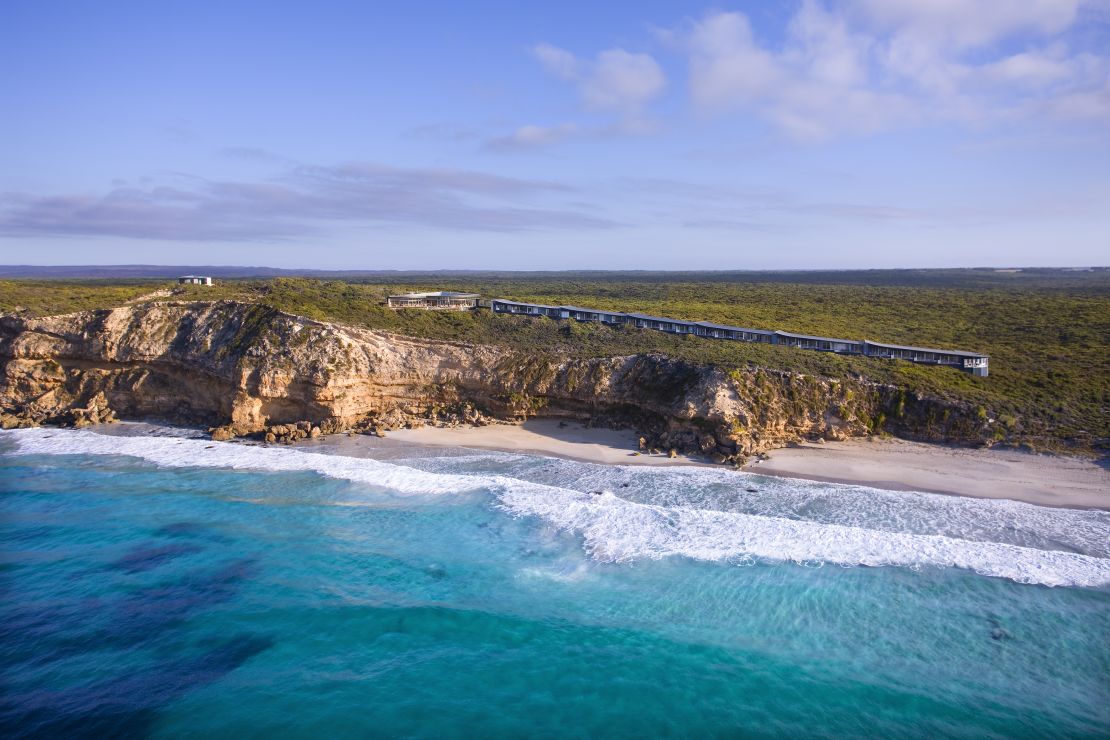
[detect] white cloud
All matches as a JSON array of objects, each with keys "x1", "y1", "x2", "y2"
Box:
[
  {"x1": 848, "y1": 0, "x2": 1082, "y2": 49},
  {"x1": 687, "y1": 11, "x2": 781, "y2": 107},
  {"x1": 531, "y1": 43, "x2": 665, "y2": 112},
  {"x1": 533, "y1": 43, "x2": 579, "y2": 80},
  {"x1": 980, "y1": 49, "x2": 1074, "y2": 87},
  {"x1": 484, "y1": 119, "x2": 660, "y2": 152},
  {"x1": 582, "y1": 49, "x2": 666, "y2": 110},
  {"x1": 1047, "y1": 76, "x2": 1110, "y2": 120},
  {"x1": 674, "y1": 1, "x2": 1109, "y2": 140},
  {"x1": 491, "y1": 44, "x2": 666, "y2": 150},
  {"x1": 485, "y1": 123, "x2": 580, "y2": 151},
  {"x1": 683, "y1": 5, "x2": 915, "y2": 140}
]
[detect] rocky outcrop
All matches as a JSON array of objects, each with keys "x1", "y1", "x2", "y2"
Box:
[{"x1": 0, "y1": 301, "x2": 997, "y2": 462}]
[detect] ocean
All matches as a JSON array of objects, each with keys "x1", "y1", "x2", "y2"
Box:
[{"x1": 1, "y1": 425, "x2": 1108, "y2": 738}]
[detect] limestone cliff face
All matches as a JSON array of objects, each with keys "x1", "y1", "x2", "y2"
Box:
[{"x1": 0, "y1": 301, "x2": 994, "y2": 460}]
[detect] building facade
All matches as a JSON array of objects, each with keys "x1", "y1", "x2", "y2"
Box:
[
  {"x1": 178, "y1": 276, "x2": 213, "y2": 285},
  {"x1": 386, "y1": 291, "x2": 480, "y2": 310},
  {"x1": 490, "y1": 299, "x2": 988, "y2": 375}
]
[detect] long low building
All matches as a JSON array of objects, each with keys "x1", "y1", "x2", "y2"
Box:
[
  {"x1": 775, "y1": 331, "x2": 862, "y2": 354},
  {"x1": 490, "y1": 298, "x2": 989, "y2": 376},
  {"x1": 862, "y1": 340, "x2": 990, "y2": 374}
]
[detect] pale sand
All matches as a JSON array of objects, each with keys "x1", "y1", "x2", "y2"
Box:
[
  {"x1": 385, "y1": 420, "x2": 705, "y2": 467},
  {"x1": 744, "y1": 438, "x2": 1109, "y2": 509},
  {"x1": 384, "y1": 421, "x2": 1109, "y2": 509}
]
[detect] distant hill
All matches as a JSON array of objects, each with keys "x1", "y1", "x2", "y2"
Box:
[
  {"x1": 0, "y1": 265, "x2": 422, "y2": 279},
  {"x1": 1, "y1": 264, "x2": 1106, "y2": 285}
]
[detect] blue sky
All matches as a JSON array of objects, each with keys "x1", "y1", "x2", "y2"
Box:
[{"x1": 1, "y1": 0, "x2": 1108, "y2": 269}]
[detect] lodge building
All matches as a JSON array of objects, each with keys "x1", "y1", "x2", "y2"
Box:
[
  {"x1": 386, "y1": 291, "x2": 480, "y2": 310},
  {"x1": 490, "y1": 298, "x2": 989, "y2": 376}
]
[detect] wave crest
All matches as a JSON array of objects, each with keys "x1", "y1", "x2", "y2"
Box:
[{"x1": 5, "y1": 427, "x2": 1109, "y2": 589}]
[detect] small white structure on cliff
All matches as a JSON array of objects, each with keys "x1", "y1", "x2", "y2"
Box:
[
  {"x1": 386, "y1": 291, "x2": 480, "y2": 310},
  {"x1": 178, "y1": 275, "x2": 213, "y2": 286}
]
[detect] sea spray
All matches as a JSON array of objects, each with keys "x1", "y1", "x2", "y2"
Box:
[{"x1": 5, "y1": 427, "x2": 1109, "y2": 588}]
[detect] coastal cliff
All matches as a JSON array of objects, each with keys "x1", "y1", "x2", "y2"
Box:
[{"x1": 0, "y1": 301, "x2": 996, "y2": 461}]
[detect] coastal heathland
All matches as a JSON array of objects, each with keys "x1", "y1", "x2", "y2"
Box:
[{"x1": 1, "y1": 269, "x2": 1107, "y2": 453}]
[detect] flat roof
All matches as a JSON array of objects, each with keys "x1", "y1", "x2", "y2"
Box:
[
  {"x1": 864, "y1": 340, "x2": 988, "y2": 359},
  {"x1": 561, "y1": 305, "x2": 624, "y2": 315},
  {"x1": 389, "y1": 291, "x2": 480, "y2": 299},
  {"x1": 492, "y1": 299, "x2": 558, "y2": 309},
  {"x1": 486, "y1": 296, "x2": 986, "y2": 361},
  {"x1": 696, "y1": 321, "x2": 774, "y2": 334},
  {"x1": 776, "y1": 330, "x2": 861, "y2": 344},
  {"x1": 625, "y1": 312, "x2": 697, "y2": 325}
]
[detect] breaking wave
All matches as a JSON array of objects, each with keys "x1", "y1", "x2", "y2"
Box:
[{"x1": 5, "y1": 427, "x2": 1110, "y2": 589}]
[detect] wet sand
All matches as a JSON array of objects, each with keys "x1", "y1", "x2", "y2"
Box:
[
  {"x1": 384, "y1": 419, "x2": 705, "y2": 467},
  {"x1": 744, "y1": 438, "x2": 1109, "y2": 509},
  {"x1": 91, "y1": 420, "x2": 1109, "y2": 509},
  {"x1": 385, "y1": 421, "x2": 1109, "y2": 509}
]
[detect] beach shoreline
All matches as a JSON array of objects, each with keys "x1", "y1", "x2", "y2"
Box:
[
  {"x1": 381, "y1": 420, "x2": 1109, "y2": 510},
  {"x1": 78, "y1": 419, "x2": 1108, "y2": 510},
  {"x1": 743, "y1": 437, "x2": 1108, "y2": 510},
  {"x1": 382, "y1": 419, "x2": 709, "y2": 467}
]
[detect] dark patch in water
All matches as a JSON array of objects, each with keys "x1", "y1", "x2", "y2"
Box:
[
  {"x1": 1, "y1": 559, "x2": 258, "y2": 667},
  {"x1": 113, "y1": 558, "x2": 257, "y2": 634},
  {"x1": 0, "y1": 634, "x2": 273, "y2": 739},
  {"x1": 110, "y1": 543, "x2": 203, "y2": 573},
  {"x1": 153, "y1": 521, "x2": 232, "y2": 544},
  {"x1": 1, "y1": 553, "x2": 265, "y2": 737},
  {"x1": 987, "y1": 615, "x2": 1012, "y2": 642},
  {"x1": 156, "y1": 521, "x2": 209, "y2": 537}
]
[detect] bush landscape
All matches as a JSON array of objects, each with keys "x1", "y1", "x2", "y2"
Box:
[{"x1": 2, "y1": 268, "x2": 1107, "y2": 451}]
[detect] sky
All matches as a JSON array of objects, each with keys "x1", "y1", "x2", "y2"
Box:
[{"x1": 1, "y1": 0, "x2": 1108, "y2": 270}]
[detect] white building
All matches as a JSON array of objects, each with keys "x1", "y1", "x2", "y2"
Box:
[{"x1": 178, "y1": 275, "x2": 214, "y2": 286}]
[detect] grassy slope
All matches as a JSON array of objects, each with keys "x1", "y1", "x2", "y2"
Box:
[{"x1": 2, "y1": 270, "x2": 1107, "y2": 447}]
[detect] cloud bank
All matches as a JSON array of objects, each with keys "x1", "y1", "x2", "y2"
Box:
[
  {"x1": 488, "y1": 42, "x2": 666, "y2": 151},
  {"x1": 0, "y1": 163, "x2": 618, "y2": 241},
  {"x1": 675, "y1": 0, "x2": 1109, "y2": 140},
  {"x1": 509, "y1": 0, "x2": 1109, "y2": 145}
]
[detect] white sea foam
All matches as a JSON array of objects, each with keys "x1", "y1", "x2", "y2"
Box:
[
  {"x1": 496, "y1": 487, "x2": 1110, "y2": 588},
  {"x1": 5, "y1": 427, "x2": 1110, "y2": 589},
  {"x1": 2, "y1": 427, "x2": 484, "y2": 496}
]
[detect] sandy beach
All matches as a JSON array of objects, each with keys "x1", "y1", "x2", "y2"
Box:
[
  {"x1": 384, "y1": 421, "x2": 1109, "y2": 509},
  {"x1": 744, "y1": 438, "x2": 1109, "y2": 509},
  {"x1": 385, "y1": 419, "x2": 706, "y2": 467}
]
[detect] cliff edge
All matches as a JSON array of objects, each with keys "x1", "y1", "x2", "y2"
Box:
[{"x1": 0, "y1": 301, "x2": 997, "y2": 462}]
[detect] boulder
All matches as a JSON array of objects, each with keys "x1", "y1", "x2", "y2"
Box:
[{"x1": 210, "y1": 426, "x2": 235, "y2": 441}]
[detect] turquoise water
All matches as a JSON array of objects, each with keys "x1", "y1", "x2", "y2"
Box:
[{"x1": 2, "y1": 427, "x2": 1108, "y2": 737}]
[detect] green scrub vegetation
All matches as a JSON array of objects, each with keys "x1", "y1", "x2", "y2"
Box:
[{"x1": 3, "y1": 268, "x2": 1107, "y2": 450}]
